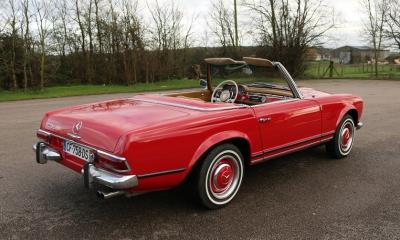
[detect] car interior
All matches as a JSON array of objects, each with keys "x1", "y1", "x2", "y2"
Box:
[{"x1": 167, "y1": 57, "x2": 295, "y2": 106}]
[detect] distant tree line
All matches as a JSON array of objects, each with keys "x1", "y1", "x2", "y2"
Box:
[
  {"x1": 0, "y1": 0, "x2": 336, "y2": 91},
  {"x1": 362, "y1": 0, "x2": 400, "y2": 77},
  {"x1": 0, "y1": 0, "x2": 200, "y2": 91}
]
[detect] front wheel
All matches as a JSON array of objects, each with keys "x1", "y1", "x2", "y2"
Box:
[
  {"x1": 326, "y1": 114, "x2": 356, "y2": 159},
  {"x1": 195, "y1": 144, "x2": 244, "y2": 209}
]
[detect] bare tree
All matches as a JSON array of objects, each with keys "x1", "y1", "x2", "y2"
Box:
[
  {"x1": 74, "y1": 0, "x2": 89, "y2": 83},
  {"x1": 94, "y1": 0, "x2": 103, "y2": 54},
  {"x1": 208, "y1": 0, "x2": 238, "y2": 54},
  {"x1": 148, "y1": 0, "x2": 191, "y2": 79},
  {"x1": 243, "y1": 0, "x2": 334, "y2": 76},
  {"x1": 120, "y1": 0, "x2": 142, "y2": 85},
  {"x1": 7, "y1": 0, "x2": 19, "y2": 90},
  {"x1": 86, "y1": 0, "x2": 94, "y2": 82},
  {"x1": 362, "y1": 0, "x2": 389, "y2": 77},
  {"x1": 33, "y1": 0, "x2": 52, "y2": 91},
  {"x1": 385, "y1": 0, "x2": 400, "y2": 50},
  {"x1": 21, "y1": 0, "x2": 32, "y2": 91}
]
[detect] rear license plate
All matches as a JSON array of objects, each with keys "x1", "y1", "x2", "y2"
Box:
[{"x1": 64, "y1": 140, "x2": 93, "y2": 162}]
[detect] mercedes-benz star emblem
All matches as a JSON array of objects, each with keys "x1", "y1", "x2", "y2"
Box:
[{"x1": 72, "y1": 121, "x2": 83, "y2": 134}]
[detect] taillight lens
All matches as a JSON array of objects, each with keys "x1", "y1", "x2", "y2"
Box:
[{"x1": 95, "y1": 152, "x2": 130, "y2": 173}]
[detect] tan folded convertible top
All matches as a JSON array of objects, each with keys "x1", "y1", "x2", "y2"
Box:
[
  {"x1": 204, "y1": 58, "x2": 246, "y2": 65},
  {"x1": 243, "y1": 57, "x2": 274, "y2": 67},
  {"x1": 204, "y1": 57, "x2": 275, "y2": 67}
]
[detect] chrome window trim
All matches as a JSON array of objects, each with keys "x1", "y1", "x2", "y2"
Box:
[
  {"x1": 274, "y1": 62, "x2": 303, "y2": 99},
  {"x1": 36, "y1": 129, "x2": 126, "y2": 162},
  {"x1": 132, "y1": 97, "x2": 249, "y2": 111}
]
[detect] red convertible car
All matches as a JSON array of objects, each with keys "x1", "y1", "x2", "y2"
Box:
[{"x1": 33, "y1": 57, "x2": 363, "y2": 209}]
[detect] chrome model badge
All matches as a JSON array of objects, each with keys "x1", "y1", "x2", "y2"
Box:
[{"x1": 72, "y1": 121, "x2": 83, "y2": 134}]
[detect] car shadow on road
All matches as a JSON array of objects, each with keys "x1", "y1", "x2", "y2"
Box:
[
  {"x1": 42, "y1": 145, "x2": 332, "y2": 210},
  {"x1": 5, "y1": 144, "x2": 348, "y2": 238}
]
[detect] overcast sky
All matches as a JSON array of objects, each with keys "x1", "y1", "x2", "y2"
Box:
[
  {"x1": 174, "y1": 0, "x2": 366, "y2": 48},
  {"x1": 0, "y1": 0, "x2": 367, "y2": 48}
]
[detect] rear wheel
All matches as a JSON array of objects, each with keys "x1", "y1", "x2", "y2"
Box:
[
  {"x1": 326, "y1": 114, "x2": 355, "y2": 159},
  {"x1": 194, "y1": 144, "x2": 244, "y2": 209}
]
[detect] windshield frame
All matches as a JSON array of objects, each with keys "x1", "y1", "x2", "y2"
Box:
[{"x1": 205, "y1": 57, "x2": 303, "y2": 100}]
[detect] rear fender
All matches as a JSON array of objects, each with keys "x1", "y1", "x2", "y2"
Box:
[{"x1": 188, "y1": 131, "x2": 251, "y2": 171}]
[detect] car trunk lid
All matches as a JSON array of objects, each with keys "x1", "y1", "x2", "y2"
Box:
[{"x1": 42, "y1": 97, "x2": 195, "y2": 152}]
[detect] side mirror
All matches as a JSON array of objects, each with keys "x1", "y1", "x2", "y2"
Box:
[{"x1": 199, "y1": 79, "x2": 208, "y2": 89}]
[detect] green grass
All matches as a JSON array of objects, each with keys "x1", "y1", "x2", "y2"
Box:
[
  {"x1": 304, "y1": 61, "x2": 400, "y2": 79},
  {"x1": 0, "y1": 76, "x2": 292, "y2": 102},
  {"x1": 0, "y1": 79, "x2": 200, "y2": 102}
]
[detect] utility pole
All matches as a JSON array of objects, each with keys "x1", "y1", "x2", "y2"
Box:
[{"x1": 234, "y1": 0, "x2": 239, "y2": 47}]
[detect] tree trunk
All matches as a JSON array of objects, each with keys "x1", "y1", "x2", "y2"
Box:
[{"x1": 40, "y1": 41, "x2": 45, "y2": 91}]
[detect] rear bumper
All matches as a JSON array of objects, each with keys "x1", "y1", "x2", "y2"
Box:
[
  {"x1": 356, "y1": 122, "x2": 363, "y2": 130},
  {"x1": 33, "y1": 142, "x2": 138, "y2": 190},
  {"x1": 81, "y1": 164, "x2": 138, "y2": 189}
]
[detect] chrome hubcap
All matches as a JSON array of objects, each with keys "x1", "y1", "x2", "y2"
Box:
[
  {"x1": 212, "y1": 162, "x2": 234, "y2": 193},
  {"x1": 208, "y1": 155, "x2": 240, "y2": 200}
]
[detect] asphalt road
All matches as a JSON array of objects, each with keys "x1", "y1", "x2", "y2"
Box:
[{"x1": 1, "y1": 80, "x2": 400, "y2": 240}]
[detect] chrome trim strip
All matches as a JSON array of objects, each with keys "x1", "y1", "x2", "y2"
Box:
[
  {"x1": 322, "y1": 131, "x2": 335, "y2": 137},
  {"x1": 252, "y1": 151, "x2": 264, "y2": 157},
  {"x1": 132, "y1": 97, "x2": 249, "y2": 111},
  {"x1": 250, "y1": 98, "x2": 298, "y2": 108},
  {"x1": 67, "y1": 133, "x2": 81, "y2": 139},
  {"x1": 97, "y1": 150, "x2": 126, "y2": 162},
  {"x1": 251, "y1": 132, "x2": 335, "y2": 157},
  {"x1": 251, "y1": 137, "x2": 332, "y2": 164},
  {"x1": 37, "y1": 129, "x2": 51, "y2": 136},
  {"x1": 36, "y1": 129, "x2": 126, "y2": 161},
  {"x1": 137, "y1": 168, "x2": 186, "y2": 178}
]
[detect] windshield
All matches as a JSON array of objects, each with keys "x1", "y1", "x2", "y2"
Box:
[{"x1": 210, "y1": 63, "x2": 291, "y2": 91}]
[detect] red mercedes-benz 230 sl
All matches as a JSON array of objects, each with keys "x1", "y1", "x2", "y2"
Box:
[{"x1": 33, "y1": 57, "x2": 363, "y2": 209}]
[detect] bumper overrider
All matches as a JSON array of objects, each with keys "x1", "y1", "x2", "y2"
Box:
[{"x1": 33, "y1": 140, "x2": 138, "y2": 198}]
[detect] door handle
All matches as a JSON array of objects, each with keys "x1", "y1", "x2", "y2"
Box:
[{"x1": 258, "y1": 117, "x2": 271, "y2": 123}]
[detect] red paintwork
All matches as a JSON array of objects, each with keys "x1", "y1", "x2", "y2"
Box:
[{"x1": 38, "y1": 86, "x2": 363, "y2": 193}]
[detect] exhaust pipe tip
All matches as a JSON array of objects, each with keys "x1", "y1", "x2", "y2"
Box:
[
  {"x1": 96, "y1": 190, "x2": 106, "y2": 200},
  {"x1": 96, "y1": 190, "x2": 125, "y2": 200}
]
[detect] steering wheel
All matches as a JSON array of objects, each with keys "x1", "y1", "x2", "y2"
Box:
[{"x1": 211, "y1": 80, "x2": 239, "y2": 103}]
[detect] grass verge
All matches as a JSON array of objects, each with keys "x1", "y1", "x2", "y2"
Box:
[
  {"x1": 0, "y1": 79, "x2": 200, "y2": 102},
  {"x1": 304, "y1": 61, "x2": 400, "y2": 79}
]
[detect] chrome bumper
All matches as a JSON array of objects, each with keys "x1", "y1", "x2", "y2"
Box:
[
  {"x1": 81, "y1": 164, "x2": 138, "y2": 190},
  {"x1": 33, "y1": 142, "x2": 138, "y2": 190},
  {"x1": 33, "y1": 142, "x2": 61, "y2": 164},
  {"x1": 356, "y1": 122, "x2": 363, "y2": 130}
]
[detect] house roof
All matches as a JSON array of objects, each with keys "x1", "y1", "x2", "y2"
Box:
[
  {"x1": 336, "y1": 45, "x2": 372, "y2": 50},
  {"x1": 335, "y1": 45, "x2": 389, "y2": 51}
]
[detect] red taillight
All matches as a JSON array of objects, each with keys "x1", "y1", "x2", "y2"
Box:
[{"x1": 95, "y1": 153, "x2": 130, "y2": 173}]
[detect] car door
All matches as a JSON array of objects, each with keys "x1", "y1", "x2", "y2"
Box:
[{"x1": 252, "y1": 99, "x2": 322, "y2": 157}]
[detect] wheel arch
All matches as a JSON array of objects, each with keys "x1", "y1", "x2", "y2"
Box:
[
  {"x1": 187, "y1": 131, "x2": 252, "y2": 175},
  {"x1": 336, "y1": 107, "x2": 359, "y2": 128},
  {"x1": 346, "y1": 109, "x2": 359, "y2": 124}
]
